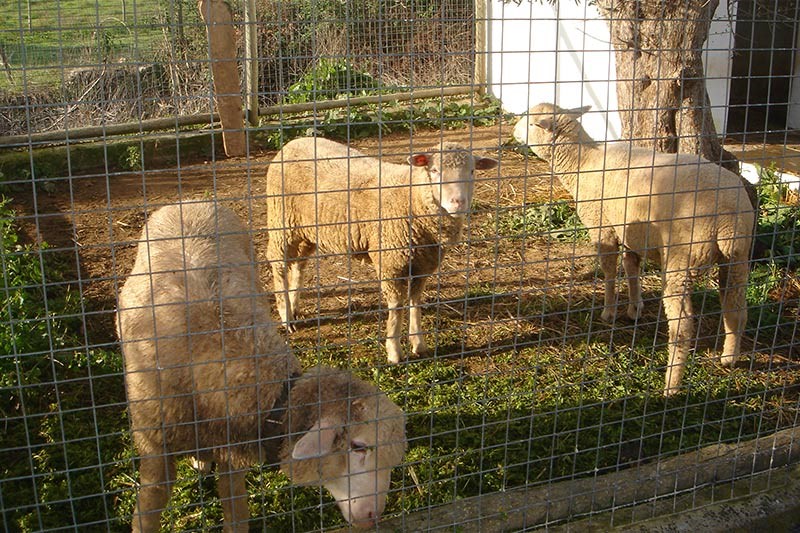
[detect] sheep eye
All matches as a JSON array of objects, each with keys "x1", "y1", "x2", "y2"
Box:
[{"x1": 350, "y1": 441, "x2": 370, "y2": 454}]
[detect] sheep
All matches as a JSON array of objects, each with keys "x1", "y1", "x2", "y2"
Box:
[
  {"x1": 265, "y1": 136, "x2": 498, "y2": 363},
  {"x1": 513, "y1": 103, "x2": 755, "y2": 396},
  {"x1": 116, "y1": 201, "x2": 407, "y2": 532}
]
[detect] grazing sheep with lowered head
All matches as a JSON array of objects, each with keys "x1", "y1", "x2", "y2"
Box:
[
  {"x1": 117, "y1": 201, "x2": 406, "y2": 531},
  {"x1": 265, "y1": 136, "x2": 498, "y2": 363},
  {"x1": 514, "y1": 103, "x2": 754, "y2": 396}
]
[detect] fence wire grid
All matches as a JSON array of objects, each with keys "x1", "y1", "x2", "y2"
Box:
[{"x1": 1, "y1": 0, "x2": 800, "y2": 531}]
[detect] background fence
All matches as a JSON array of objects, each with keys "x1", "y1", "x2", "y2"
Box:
[{"x1": 1, "y1": 0, "x2": 799, "y2": 531}]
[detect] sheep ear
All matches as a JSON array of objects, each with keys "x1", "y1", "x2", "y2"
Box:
[
  {"x1": 408, "y1": 153, "x2": 431, "y2": 167},
  {"x1": 291, "y1": 418, "x2": 340, "y2": 459},
  {"x1": 474, "y1": 157, "x2": 498, "y2": 171},
  {"x1": 567, "y1": 105, "x2": 591, "y2": 117},
  {"x1": 351, "y1": 396, "x2": 381, "y2": 420}
]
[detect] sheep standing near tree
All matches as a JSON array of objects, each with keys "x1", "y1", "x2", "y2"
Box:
[
  {"x1": 116, "y1": 201, "x2": 406, "y2": 532},
  {"x1": 265, "y1": 137, "x2": 497, "y2": 363},
  {"x1": 514, "y1": 103, "x2": 755, "y2": 396}
]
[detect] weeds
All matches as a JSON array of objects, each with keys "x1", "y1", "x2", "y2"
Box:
[
  {"x1": 0, "y1": 197, "x2": 128, "y2": 530},
  {"x1": 497, "y1": 200, "x2": 588, "y2": 243},
  {"x1": 753, "y1": 163, "x2": 800, "y2": 269},
  {"x1": 260, "y1": 94, "x2": 507, "y2": 150},
  {"x1": 118, "y1": 145, "x2": 143, "y2": 172},
  {"x1": 284, "y1": 59, "x2": 387, "y2": 104},
  {"x1": 747, "y1": 164, "x2": 800, "y2": 338}
]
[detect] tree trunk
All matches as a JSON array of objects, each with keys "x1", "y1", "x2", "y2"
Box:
[
  {"x1": 198, "y1": 0, "x2": 246, "y2": 157},
  {"x1": 595, "y1": 0, "x2": 741, "y2": 174}
]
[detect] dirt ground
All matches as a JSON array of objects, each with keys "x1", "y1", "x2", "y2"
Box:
[{"x1": 9, "y1": 123, "x2": 799, "y2": 368}]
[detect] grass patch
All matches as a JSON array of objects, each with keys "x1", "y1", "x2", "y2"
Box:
[
  {"x1": 747, "y1": 164, "x2": 800, "y2": 343},
  {"x1": 0, "y1": 0, "x2": 163, "y2": 90},
  {"x1": 0, "y1": 196, "x2": 129, "y2": 530},
  {"x1": 496, "y1": 200, "x2": 588, "y2": 243}
]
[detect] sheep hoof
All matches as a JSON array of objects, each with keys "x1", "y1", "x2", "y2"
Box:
[
  {"x1": 662, "y1": 386, "x2": 681, "y2": 398},
  {"x1": 386, "y1": 341, "x2": 403, "y2": 364},
  {"x1": 626, "y1": 303, "x2": 643, "y2": 321},
  {"x1": 412, "y1": 345, "x2": 430, "y2": 358},
  {"x1": 285, "y1": 322, "x2": 298, "y2": 334},
  {"x1": 600, "y1": 308, "x2": 616, "y2": 323},
  {"x1": 719, "y1": 353, "x2": 740, "y2": 367}
]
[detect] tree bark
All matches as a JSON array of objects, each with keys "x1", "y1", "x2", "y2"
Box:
[
  {"x1": 595, "y1": 0, "x2": 741, "y2": 174},
  {"x1": 198, "y1": 0, "x2": 246, "y2": 157}
]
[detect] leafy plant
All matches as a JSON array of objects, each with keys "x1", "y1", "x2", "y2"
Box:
[
  {"x1": 259, "y1": 94, "x2": 507, "y2": 150},
  {"x1": 0, "y1": 197, "x2": 129, "y2": 530},
  {"x1": 285, "y1": 59, "x2": 384, "y2": 104},
  {"x1": 754, "y1": 163, "x2": 800, "y2": 269},
  {"x1": 119, "y1": 144, "x2": 143, "y2": 172},
  {"x1": 497, "y1": 200, "x2": 588, "y2": 242}
]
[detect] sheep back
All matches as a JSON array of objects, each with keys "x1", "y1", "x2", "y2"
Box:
[
  {"x1": 266, "y1": 136, "x2": 460, "y2": 276},
  {"x1": 117, "y1": 201, "x2": 301, "y2": 469},
  {"x1": 574, "y1": 146, "x2": 754, "y2": 264}
]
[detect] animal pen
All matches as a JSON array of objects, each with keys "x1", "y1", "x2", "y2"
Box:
[{"x1": 1, "y1": 0, "x2": 799, "y2": 530}]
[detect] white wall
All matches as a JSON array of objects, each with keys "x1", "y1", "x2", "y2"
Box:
[{"x1": 486, "y1": 0, "x2": 736, "y2": 141}]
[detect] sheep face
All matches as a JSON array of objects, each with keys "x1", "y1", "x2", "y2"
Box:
[
  {"x1": 513, "y1": 103, "x2": 591, "y2": 160},
  {"x1": 409, "y1": 143, "x2": 498, "y2": 216},
  {"x1": 285, "y1": 396, "x2": 406, "y2": 527}
]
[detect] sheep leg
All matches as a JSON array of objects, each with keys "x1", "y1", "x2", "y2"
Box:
[
  {"x1": 286, "y1": 242, "x2": 315, "y2": 327},
  {"x1": 287, "y1": 260, "x2": 306, "y2": 324},
  {"x1": 131, "y1": 453, "x2": 175, "y2": 533},
  {"x1": 382, "y1": 281, "x2": 405, "y2": 364},
  {"x1": 408, "y1": 276, "x2": 429, "y2": 357},
  {"x1": 271, "y1": 261, "x2": 296, "y2": 333},
  {"x1": 718, "y1": 262, "x2": 747, "y2": 366},
  {"x1": 662, "y1": 269, "x2": 695, "y2": 396},
  {"x1": 622, "y1": 251, "x2": 643, "y2": 320},
  {"x1": 217, "y1": 461, "x2": 249, "y2": 533},
  {"x1": 597, "y1": 239, "x2": 619, "y2": 323}
]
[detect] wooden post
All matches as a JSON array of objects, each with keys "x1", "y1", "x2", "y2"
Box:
[
  {"x1": 474, "y1": 0, "x2": 487, "y2": 95},
  {"x1": 197, "y1": 0, "x2": 246, "y2": 157},
  {"x1": 243, "y1": 0, "x2": 259, "y2": 127}
]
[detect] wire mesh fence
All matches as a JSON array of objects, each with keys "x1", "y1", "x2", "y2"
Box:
[{"x1": 1, "y1": 0, "x2": 799, "y2": 531}]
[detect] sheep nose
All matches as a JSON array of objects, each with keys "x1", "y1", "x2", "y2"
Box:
[
  {"x1": 351, "y1": 513, "x2": 376, "y2": 529},
  {"x1": 449, "y1": 197, "x2": 465, "y2": 209}
]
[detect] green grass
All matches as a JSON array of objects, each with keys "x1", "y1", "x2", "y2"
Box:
[
  {"x1": 275, "y1": 315, "x2": 794, "y2": 529},
  {"x1": 747, "y1": 163, "x2": 800, "y2": 340},
  {"x1": 0, "y1": 0, "x2": 166, "y2": 90},
  {"x1": 0, "y1": 196, "x2": 129, "y2": 530}
]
